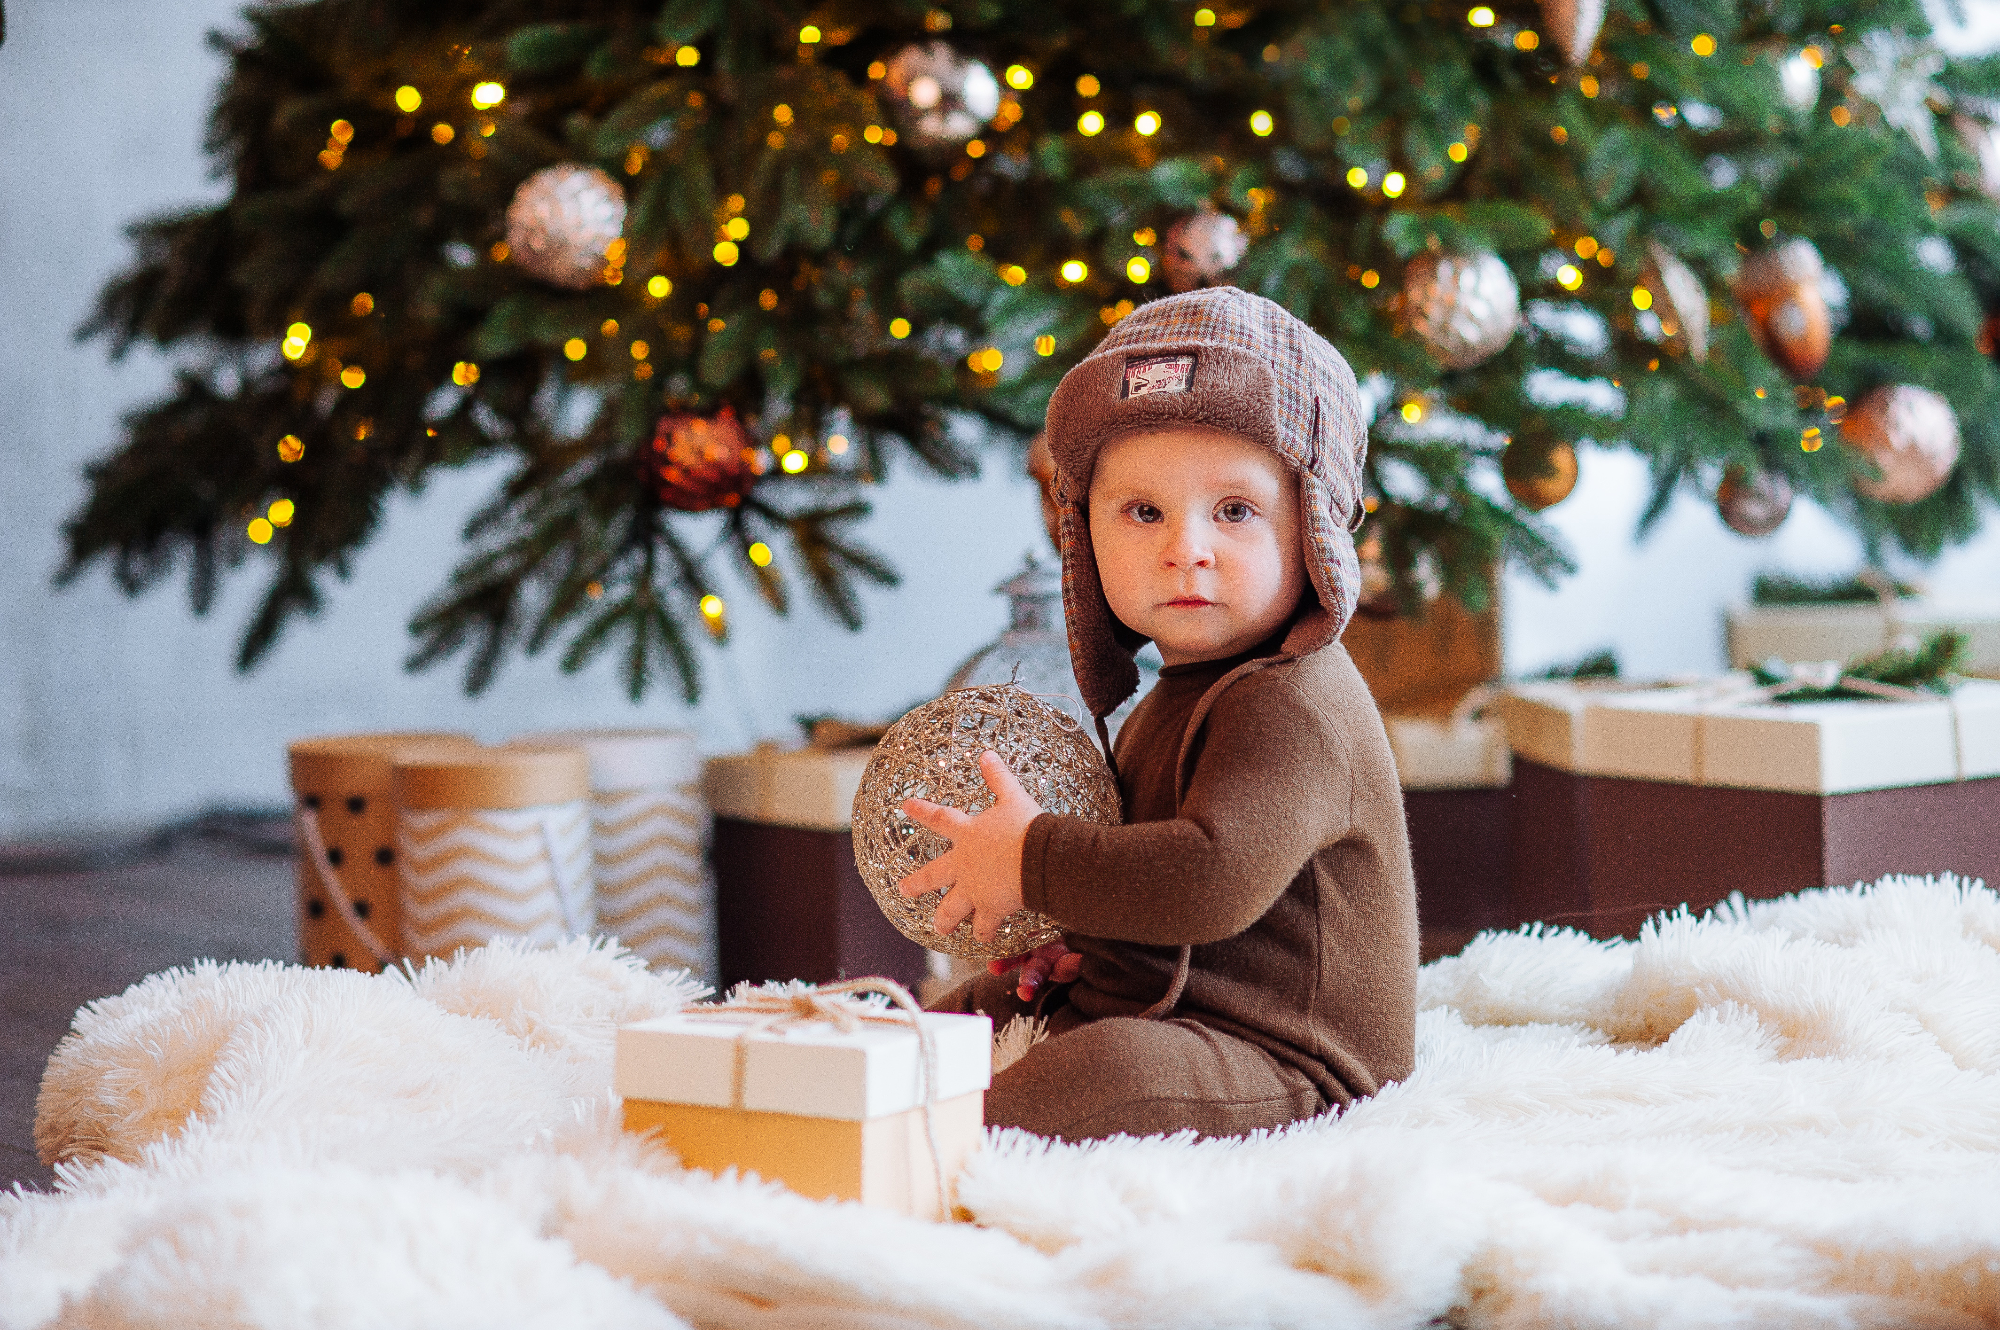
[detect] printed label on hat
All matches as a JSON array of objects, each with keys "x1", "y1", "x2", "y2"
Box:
[{"x1": 1122, "y1": 354, "x2": 1196, "y2": 399}]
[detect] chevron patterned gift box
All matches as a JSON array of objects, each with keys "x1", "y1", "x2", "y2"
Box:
[
  {"x1": 391, "y1": 748, "x2": 596, "y2": 961},
  {"x1": 511, "y1": 729, "x2": 716, "y2": 984}
]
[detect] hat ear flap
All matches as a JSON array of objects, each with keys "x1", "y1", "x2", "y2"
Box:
[{"x1": 1058, "y1": 500, "x2": 1142, "y2": 719}]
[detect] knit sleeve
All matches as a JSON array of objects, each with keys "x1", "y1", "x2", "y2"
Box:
[{"x1": 1020, "y1": 669, "x2": 1352, "y2": 945}]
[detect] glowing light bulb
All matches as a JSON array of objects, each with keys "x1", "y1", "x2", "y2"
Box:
[
  {"x1": 395, "y1": 86, "x2": 422, "y2": 113},
  {"x1": 677, "y1": 46, "x2": 700, "y2": 67},
  {"x1": 781, "y1": 450, "x2": 809, "y2": 473},
  {"x1": 890, "y1": 318, "x2": 912, "y2": 339},
  {"x1": 1005, "y1": 64, "x2": 1033, "y2": 89},
  {"x1": 1035, "y1": 334, "x2": 1056, "y2": 356},
  {"x1": 452, "y1": 361, "x2": 480, "y2": 385},
  {"x1": 1381, "y1": 171, "x2": 1406, "y2": 197},
  {"x1": 1060, "y1": 260, "x2": 1088, "y2": 282},
  {"x1": 1468, "y1": 6, "x2": 1495, "y2": 25},
  {"x1": 1134, "y1": 111, "x2": 1161, "y2": 136},
  {"x1": 713, "y1": 240, "x2": 740, "y2": 265},
  {"x1": 277, "y1": 435, "x2": 304, "y2": 462},
  {"x1": 1078, "y1": 110, "x2": 1104, "y2": 135},
  {"x1": 748, "y1": 542, "x2": 773, "y2": 566},
  {"x1": 798, "y1": 24, "x2": 821, "y2": 42},
  {"x1": 1249, "y1": 109, "x2": 1274, "y2": 136},
  {"x1": 247, "y1": 518, "x2": 275, "y2": 544},
  {"x1": 470, "y1": 82, "x2": 505, "y2": 109},
  {"x1": 268, "y1": 499, "x2": 296, "y2": 526},
  {"x1": 1127, "y1": 256, "x2": 1151, "y2": 283},
  {"x1": 564, "y1": 338, "x2": 587, "y2": 360},
  {"x1": 1346, "y1": 166, "x2": 1369, "y2": 188},
  {"x1": 1691, "y1": 33, "x2": 1716, "y2": 55},
  {"x1": 1556, "y1": 264, "x2": 1583, "y2": 290},
  {"x1": 648, "y1": 275, "x2": 672, "y2": 298},
  {"x1": 1194, "y1": 8, "x2": 1216, "y2": 26},
  {"x1": 340, "y1": 365, "x2": 366, "y2": 387},
  {"x1": 1631, "y1": 287, "x2": 1654, "y2": 310}
]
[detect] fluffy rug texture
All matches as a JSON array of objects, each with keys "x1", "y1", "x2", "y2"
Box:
[{"x1": 9, "y1": 874, "x2": 2000, "y2": 1329}]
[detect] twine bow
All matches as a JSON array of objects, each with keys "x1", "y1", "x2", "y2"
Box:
[
  {"x1": 1687, "y1": 663, "x2": 1969, "y2": 783},
  {"x1": 683, "y1": 977, "x2": 950, "y2": 1218}
]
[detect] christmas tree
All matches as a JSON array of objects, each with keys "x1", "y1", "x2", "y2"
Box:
[{"x1": 65, "y1": 0, "x2": 2000, "y2": 700}]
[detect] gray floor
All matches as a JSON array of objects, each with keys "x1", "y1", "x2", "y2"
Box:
[{"x1": 0, "y1": 816, "x2": 294, "y2": 1192}]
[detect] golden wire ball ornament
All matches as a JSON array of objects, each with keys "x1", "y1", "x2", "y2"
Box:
[{"x1": 852, "y1": 682, "x2": 1122, "y2": 959}]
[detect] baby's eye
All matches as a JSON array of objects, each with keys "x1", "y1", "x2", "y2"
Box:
[
  {"x1": 1217, "y1": 500, "x2": 1255, "y2": 523},
  {"x1": 1128, "y1": 502, "x2": 1162, "y2": 523}
]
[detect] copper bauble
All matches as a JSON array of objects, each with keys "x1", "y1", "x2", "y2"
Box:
[
  {"x1": 1734, "y1": 239, "x2": 1832, "y2": 381},
  {"x1": 852, "y1": 683, "x2": 1121, "y2": 959},
  {"x1": 1160, "y1": 209, "x2": 1249, "y2": 294},
  {"x1": 1404, "y1": 252, "x2": 1520, "y2": 370},
  {"x1": 1715, "y1": 465, "x2": 1793, "y2": 537},
  {"x1": 1840, "y1": 385, "x2": 1961, "y2": 504},
  {"x1": 505, "y1": 165, "x2": 627, "y2": 290},
  {"x1": 1540, "y1": 0, "x2": 1605, "y2": 65},
  {"x1": 1641, "y1": 241, "x2": 1709, "y2": 361},
  {"x1": 649, "y1": 407, "x2": 758, "y2": 511},
  {"x1": 1502, "y1": 436, "x2": 1579, "y2": 511},
  {"x1": 881, "y1": 42, "x2": 1001, "y2": 147}
]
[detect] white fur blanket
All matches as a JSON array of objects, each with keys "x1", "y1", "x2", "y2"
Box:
[{"x1": 8, "y1": 874, "x2": 2000, "y2": 1329}]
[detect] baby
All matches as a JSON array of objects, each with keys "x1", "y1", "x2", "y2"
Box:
[{"x1": 902, "y1": 287, "x2": 1418, "y2": 1142}]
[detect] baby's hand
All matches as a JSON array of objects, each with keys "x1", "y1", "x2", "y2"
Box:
[
  {"x1": 896, "y1": 750, "x2": 1043, "y2": 944},
  {"x1": 991, "y1": 940, "x2": 1081, "y2": 1003}
]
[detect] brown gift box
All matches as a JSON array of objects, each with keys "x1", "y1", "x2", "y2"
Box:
[
  {"x1": 1499, "y1": 679, "x2": 2000, "y2": 938},
  {"x1": 703, "y1": 745, "x2": 928, "y2": 990}
]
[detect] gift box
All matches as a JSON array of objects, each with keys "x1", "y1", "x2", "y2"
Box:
[
  {"x1": 1726, "y1": 598, "x2": 2000, "y2": 678},
  {"x1": 616, "y1": 1000, "x2": 991, "y2": 1220},
  {"x1": 703, "y1": 744, "x2": 928, "y2": 991},
  {"x1": 1386, "y1": 714, "x2": 1515, "y2": 958},
  {"x1": 1499, "y1": 678, "x2": 2000, "y2": 937},
  {"x1": 511, "y1": 729, "x2": 716, "y2": 982}
]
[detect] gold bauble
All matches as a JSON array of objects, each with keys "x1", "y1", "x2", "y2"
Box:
[
  {"x1": 1502, "y1": 436, "x2": 1579, "y2": 511},
  {"x1": 1715, "y1": 465, "x2": 1793, "y2": 537},
  {"x1": 1733, "y1": 240, "x2": 1832, "y2": 381},
  {"x1": 1840, "y1": 385, "x2": 1961, "y2": 504},
  {"x1": 851, "y1": 683, "x2": 1121, "y2": 959}
]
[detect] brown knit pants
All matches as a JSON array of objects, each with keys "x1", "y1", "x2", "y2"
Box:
[{"x1": 931, "y1": 971, "x2": 1325, "y2": 1143}]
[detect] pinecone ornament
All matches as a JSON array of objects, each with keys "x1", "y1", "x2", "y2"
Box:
[
  {"x1": 650, "y1": 407, "x2": 759, "y2": 511},
  {"x1": 505, "y1": 165, "x2": 627, "y2": 290}
]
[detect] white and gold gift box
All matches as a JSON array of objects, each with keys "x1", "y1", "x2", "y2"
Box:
[
  {"x1": 512, "y1": 729, "x2": 715, "y2": 981},
  {"x1": 1499, "y1": 676, "x2": 2000, "y2": 795},
  {"x1": 1726, "y1": 598, "x2": 2000, "y2": 679},
  {"x1": 616, "y1": 1006, "x2": 991, "y2": 1220}
]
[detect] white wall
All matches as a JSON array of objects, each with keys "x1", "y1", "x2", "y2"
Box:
[{"x1": 2, "y1": 0, "x2": 1997, "y2": 838}]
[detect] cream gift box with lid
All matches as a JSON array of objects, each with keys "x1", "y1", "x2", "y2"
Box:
[
  {"x1": 1727, "y1": 596, "x2": 2000, "y2": 680},
  {"x1": 511, "y1": 729, "x2": 715, "y2": 983},
  {"x1": 616, "y1": 995, "x2": 990, "y2": 1221},
  {"x1": 1496, "y1": 677, "x2": 2000, "y2": 938}
]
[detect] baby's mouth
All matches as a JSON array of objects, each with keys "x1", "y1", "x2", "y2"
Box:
[{"x1": 1164, "y1": 596, "x2": 1215, "y2": 608}]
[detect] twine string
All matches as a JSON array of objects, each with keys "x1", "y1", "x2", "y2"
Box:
[
  {"x1": 684, "y1": 977, "x2": 949, "y2": 1217},
  {"x1": 1684, "y1": 663, "x2": 1964, "y2": 785}
]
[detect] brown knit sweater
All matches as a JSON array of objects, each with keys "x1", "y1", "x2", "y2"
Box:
[{"x1": 1021, "y1": 636, "x2": 1418, "y2": 1109}]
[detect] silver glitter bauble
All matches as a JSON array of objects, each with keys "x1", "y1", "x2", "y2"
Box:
[
  {"x1": 1161, "y1": 209, "x2": 1249, "y2": 294},
  {"x1": 1715, "y1": 466, "x2": 1794, "y2": 537},
  {"x1": 1640, "y1": 240, "x2": 1710, "y2": 361},
  {"x1": 852, "y1": 683, "x2": 1121, "y2": 959},
  {"x1": 1840, "y1": 385, "x2": 1961, "y2": 504},
  {"x1": 504, "y1": 165, "x2": 627, "y2": 290},
  {"x1": 1404, "y1": 251, "x2": 1520, "y2": 370},
  {"x1": 882, "y1": 42, "x2": 1001, "y2": 147},
  {"x1": 1540, "y1": 0, "x2": 1605, "y2": 65}
]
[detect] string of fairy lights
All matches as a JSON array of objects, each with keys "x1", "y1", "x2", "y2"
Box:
[{"x1": 248, "y1": 4, "x2": 1901, "y2": 634}]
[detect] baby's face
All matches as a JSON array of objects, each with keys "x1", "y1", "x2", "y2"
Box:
[{"x1": 1088, "y1": 426, "x2": 1306, "y2": 667}]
